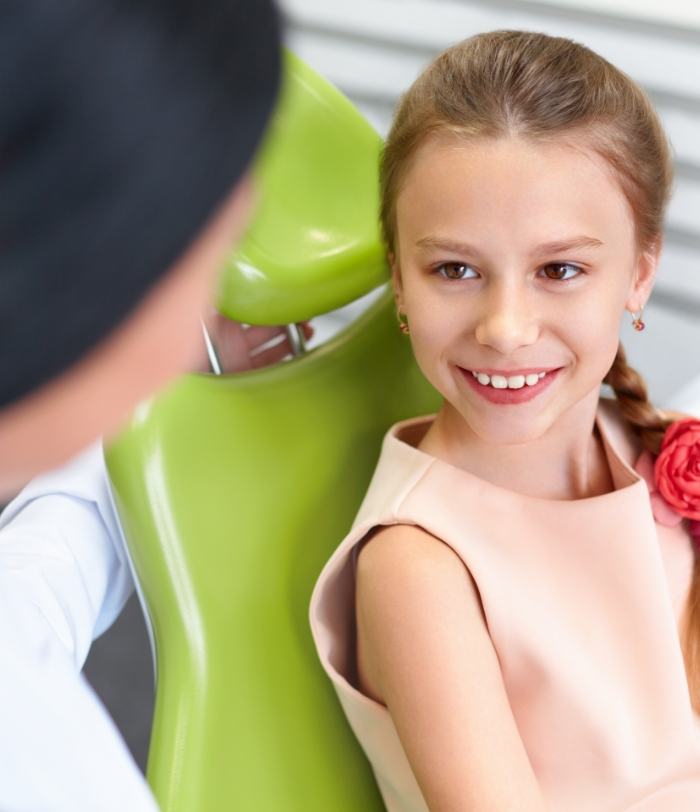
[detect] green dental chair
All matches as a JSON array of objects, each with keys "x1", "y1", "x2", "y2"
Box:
[{"x1": 105, "y1": 51, "x2": 440, "y2": 811}]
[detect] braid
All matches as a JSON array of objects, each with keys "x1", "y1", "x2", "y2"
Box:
[
  {"x1": 605, "y1": 341, "x2": 700, "y2": 713},
  {"x1": 602, "y1": 341, "x2": 674, "y2": 455}
]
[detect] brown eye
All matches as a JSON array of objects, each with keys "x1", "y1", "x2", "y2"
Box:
[
  {"x1": 542, "y1": 263, "x2": 582, "y2": 282},
  {"x1": 436, "y1": 262, "x2": 475, "y2": 280}
]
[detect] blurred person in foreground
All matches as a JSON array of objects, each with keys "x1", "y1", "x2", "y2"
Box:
[
  {"x1": 0, "y1": 1, "x2": 290, "y2": 809},
  {"x1": 0, "y1": 0, "x2": 283, "y2": 498}
]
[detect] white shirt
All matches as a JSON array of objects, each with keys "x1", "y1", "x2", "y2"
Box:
[{"x1": 0, "y1": 441, "x2": 159, "y2": 812}]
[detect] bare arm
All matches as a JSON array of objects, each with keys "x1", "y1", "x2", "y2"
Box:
[{"x1": 355, "y1": 525, "x2": 548, "y2": 811}]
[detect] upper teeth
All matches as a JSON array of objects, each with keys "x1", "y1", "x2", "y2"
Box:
[{"x1": 471, "y1": 370, "x2": 547, "y2": 389}]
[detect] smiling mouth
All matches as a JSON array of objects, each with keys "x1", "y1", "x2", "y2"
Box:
[
  {"x1": 466, "y1": 369, "x2": 558, "y2": 389},
  {"x1": 457, "y1": 366, "x2": 563, "y2": 404}
]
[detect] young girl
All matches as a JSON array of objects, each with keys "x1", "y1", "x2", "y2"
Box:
[{"x1": 309, "y1": 29, "x2": 700, "y2": 811}]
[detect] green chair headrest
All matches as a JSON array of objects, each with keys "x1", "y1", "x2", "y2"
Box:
[{"x1": 216, "y1": 50, "x2": 389, "y2": 325}]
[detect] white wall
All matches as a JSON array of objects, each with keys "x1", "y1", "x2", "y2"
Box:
[{"x1": 283, "y1": 0, "x2": 700, "y2": 411}]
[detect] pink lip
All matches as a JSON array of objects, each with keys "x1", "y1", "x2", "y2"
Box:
[{"x1": 458, "y1": 366, "x2": 563, "y2": 405}]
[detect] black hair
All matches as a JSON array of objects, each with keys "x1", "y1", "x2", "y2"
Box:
[{"x1": 0, "y1": 0, "x2": 282, "y2": 408}]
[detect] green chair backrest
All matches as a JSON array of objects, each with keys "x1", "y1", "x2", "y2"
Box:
[{"x1": 105, "y1": 51, "x2": 440, "y2": 811}]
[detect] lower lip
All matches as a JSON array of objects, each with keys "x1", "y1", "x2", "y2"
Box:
[{"x1": 459, "y1": 367, "x2": 562, "y2": 404}]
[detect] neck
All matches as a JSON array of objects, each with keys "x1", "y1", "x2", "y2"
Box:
[{"x1": 419, "y1": 389, "x2": 615, "y2": 500}]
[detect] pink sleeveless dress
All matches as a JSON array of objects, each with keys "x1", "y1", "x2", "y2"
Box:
[{"x1": 308, "y1": 397, "x2": 700, "y2": 811}]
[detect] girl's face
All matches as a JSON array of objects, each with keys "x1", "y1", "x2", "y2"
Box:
[{"x1": 392, "y1": 133, "x2": 659, "y2": 444}]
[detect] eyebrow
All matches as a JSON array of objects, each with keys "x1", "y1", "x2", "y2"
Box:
[{"x1": 415, "y1": 235, "x2": 604, "y2": 256}]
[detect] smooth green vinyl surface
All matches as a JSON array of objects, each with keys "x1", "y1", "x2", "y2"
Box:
[
  {"x1": 217, "y1": 50, "x2": 389, "y2": 325},
  {"x1": 105, "y1": 289, "x2": 441, "y2": 810}
]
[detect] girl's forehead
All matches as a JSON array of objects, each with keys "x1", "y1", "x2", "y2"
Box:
[
  {"x1": 402, "y1": 132, "x2": 612, "y2": 190},
  {"x1": 395, "y1": 133, "x2": 635, "y2": 244}
]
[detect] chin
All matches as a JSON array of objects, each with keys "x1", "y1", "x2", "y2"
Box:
[{"x1": 462, "y1": 403, "x2": 556, "y2": 445}]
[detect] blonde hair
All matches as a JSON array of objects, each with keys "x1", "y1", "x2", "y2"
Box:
[{"x1": 379, "y1": 29, "x2": 700, "y2": 709}]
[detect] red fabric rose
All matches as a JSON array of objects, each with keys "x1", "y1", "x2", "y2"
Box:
[{"x1": 653, "y1": 418, "x2": 700, "y2": 521}]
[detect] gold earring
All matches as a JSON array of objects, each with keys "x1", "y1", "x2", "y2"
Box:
[
  {"x1": 631, "y1": 306, "x2": 645, "y2": 332},
  {"x1": 396, "y1": 309, "x2": 410, "y2": 335}
]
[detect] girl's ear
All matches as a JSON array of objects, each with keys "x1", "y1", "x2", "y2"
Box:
[{"x1": 625, "y1": 236, "x2": 662, "y2": 313}]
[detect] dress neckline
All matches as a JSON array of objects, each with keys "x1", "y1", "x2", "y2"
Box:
[{"x1": 386, "y1": 397, "x2": 647, "y2": 508}]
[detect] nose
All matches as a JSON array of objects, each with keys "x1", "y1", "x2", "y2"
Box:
[{"x1": 474, "y1": 280, "x2": 539, "y2": 355}]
